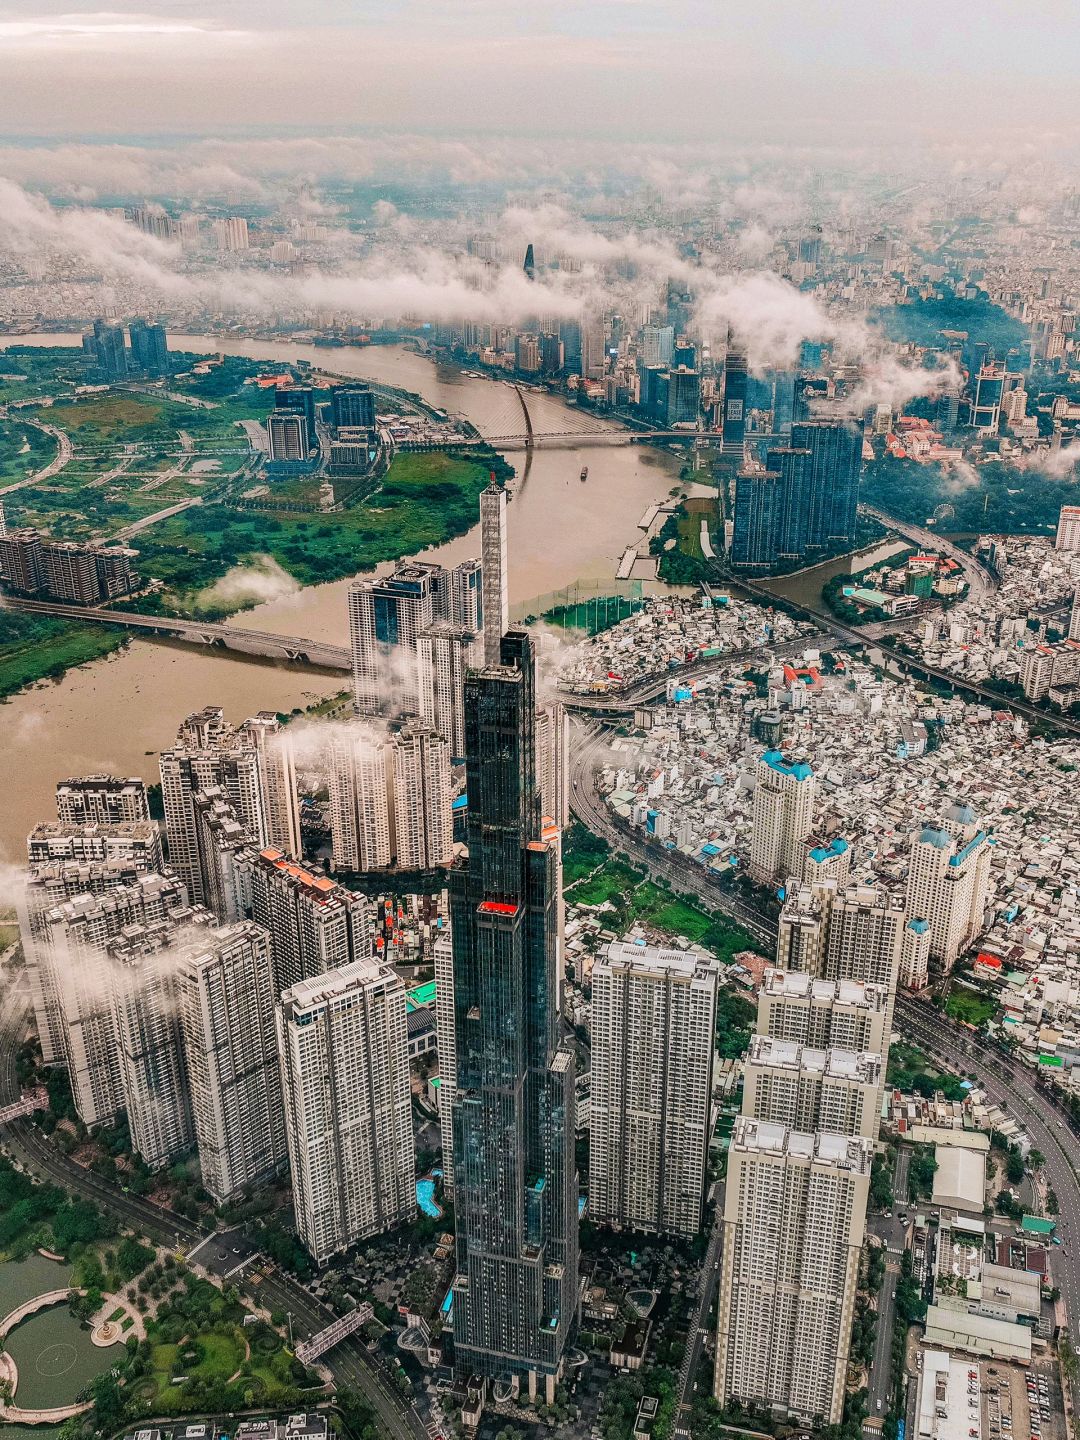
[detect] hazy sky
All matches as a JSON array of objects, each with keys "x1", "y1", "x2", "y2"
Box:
[{"x1": 2, "y1": 0, "x2": 1079, "y2": 146}]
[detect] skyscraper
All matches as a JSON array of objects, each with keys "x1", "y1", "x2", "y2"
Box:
[
  {"x1": 523, "y1": 244, "x2": 536, "y2": 280},
  {"x1": 349, "y1": 563, "x2": 439, "y2": 717},
  {"x1": 434, "y1": 930, "x2": 457, "y2": 1189},
  {"x1": 277, "y1": 958, "x2": 416, "y2": 1265},
  {"x1": 449, "y1": 631, "x2": 577, "y2": 1400},
  {"x1": 274, "y1": 386, "x2": 318, "y2": 449},
  {"x1": 92, "y1": 318, "x2": 127, "y2": 381},
  {"x1": 789, "y1": 419, "x2": 863, "y2": 550},
  {"x1": 756, "y1": 968, "x2": 889, "y2": 1057},
  {"x1": 390, "y1": 722, "x2": 453, "y2": 870},
  {"x1": 731, "y1": 469, "x2": 785, "y2": 567},
  {"x1": 238, "y1": 847, "x2": 373, "y2": 995},
  {"x1": 749, "y1": 750, "x2": 816, "y2": 885},
  {"x1": 480, "y1": 480, "x2": 509, "y2": 667},
  {"x1": 330, "y1": 384, "x2": 375, "y2": 431},
  {"x1": 714, "y1": 1119, "x2": 871, "y2": 1426},
  {"x1": 589, "y1": 941, "x2": 717, "y2": 1237},
  {"x1": 906, "y1": 803, "x2": 992, "y2": 973},
  {"x1": 742, "y1": 1036, "x2": 881, "y2": 1142},
  {"x1": 128, "y1": 318, "x2": 169, "y2": 376},
  {"x1": 176, "y1": 921, "x2": 287, "y2": 1202},
  {"x1": 721, "y1": 344, "x2": 748, "y2": 458},
  {"x1": 239, "y1": 713, "x2": 302, "y2": 861},
  {"x1": 326, "y1": 725, "x2": 392, "y2": 872}
]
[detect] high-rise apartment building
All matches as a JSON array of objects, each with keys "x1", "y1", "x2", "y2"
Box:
[
  {"x1": 391, "y1": 723, "x2": 453, "y2": 870},
  {"x1": 92, "y1": 317, "x2": 127, "y2": 381},
  {"x1": 906, "y1": 804, "x2": 992, "y2": 972},
  {"x1": 26, "y1": 820, "x2": 162, "y2": 870},
  {"x1": 160, "y1": 711, "x2": 268, "y2": 903},
  {"x1": 128, "y1": 318, "x2": 168, "y2": 376},
  {"x1": 55, "y1": 776, "x2": 149, "y2": 826},
  {"x1": 790, "y1": 419, "x2": 863, "y2": 550},
  {"x1": 536, "y1": 703, "x2": 570, "y2": 828},
  {"x1": 480, "y1": 480, "x2": 509, "y2": 667},
  {"x1": 267, "y1": 411, "x2": 310, "y2": 462},
  {"x1": 731, "y1": 469, "x2": 785, "y2": 567},
  {"x1": 419, "y1": 620, "x2": 473, "y2": 760},
  {"x1": 434, "y1": 930, "x2": 456, "y2": 1189},
  {"x1": 1055, "y1": 505, "x2": 1080, "y2": 552},
  {"x1": 349, "y1": 563, "x2": 439, "y2": 717},
  {"x1": 749, "y1": 750, "x2": 816, "y2": 885},
  {"x1": 449, "y1": 631, "x2": 577, "y2": 1400},
  {"x1": 239, "y1": 713, "x2": 302, "y2": 861},
  {"x1": 176, "y1": 921, "x2": 287, "y2": 1202},
  {"x1": 330, "y1": 384, "x2": 375, "y2": 431},
  {"x1": 277, "y1": 958, "x2": 415, "y2": 1265},
  {"x1": 41, "y1": 874, "x2": 192, "y2": 1128},
  {"x1": 731, "y1": 421, "x2": 861, "y2": 567},
  {"x1": 756, "y1": 968, "x2": 889, "y2": 1057},
  {"x1": 326, "y1": 724, "x2": 392, "y2": 872},
  {"x1": 589, "y1": 942, "x2": 717, "y2": 1237},
  {"x1": 238, "y1": 847, "x2": 372, "y2": 996},
  {"x1": 742, "y1": 1036, "x2": 881, "y2": 1141},
  {"x1": 899, "y1": 916, "x2": 931, "y2": 990},
  {"x1": 192, "y1": 787, "x2": 248, "y2": 922},
  {"x1": 714, "y1": 1119, "x2": 872, "y2": 1426}
]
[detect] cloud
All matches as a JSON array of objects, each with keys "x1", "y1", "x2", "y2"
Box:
[
  {"x1": 193, "y1": 556, "x2": 301, "y2": 612},
  {"x1": 1017, "y1": 443, "x2": 1080, "y2": 480}
]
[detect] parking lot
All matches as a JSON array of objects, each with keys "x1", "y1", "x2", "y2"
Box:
[{"x1": 982, "y1": 1356, "x2": 1063, "y2": 1440}]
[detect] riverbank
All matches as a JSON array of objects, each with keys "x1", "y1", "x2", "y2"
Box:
[{"x1": 0, "y1": 610, "x2": 128, "y2": 703}]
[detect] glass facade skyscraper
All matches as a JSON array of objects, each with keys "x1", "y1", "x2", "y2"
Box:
[{"x1": 449, "y1": 630, "x2": 577, "y2": 1400}]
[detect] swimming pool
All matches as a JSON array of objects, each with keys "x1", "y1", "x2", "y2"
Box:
[{"x1": 416, "y1": 1176, "x2": 442, "y2": 1219}]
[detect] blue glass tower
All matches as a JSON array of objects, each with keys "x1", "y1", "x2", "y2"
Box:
[{"x1": 449, "y1": 630, "x2": 577, "y2": 1399}]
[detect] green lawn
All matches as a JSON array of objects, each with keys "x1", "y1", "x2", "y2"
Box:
[
  {"x1": 0, "y1": 611, "x2": 127, "y2": 700},
  {"x1": 0, "y1": 418, "x2": 56, "y2": 484},
  {"x1": 946, "y1": 989, "x2": 997, "y2": 1026}
]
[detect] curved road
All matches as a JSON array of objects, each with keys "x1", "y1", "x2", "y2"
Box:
[{"x1": 0, "y1": 986, "x2": 427, "y2": 1440}]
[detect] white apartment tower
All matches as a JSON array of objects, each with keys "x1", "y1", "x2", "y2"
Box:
[
  {"x1": 176, "y1": 922, "x2": 287, "y2": 1202},
  {"x1": 55, "y1": 776, "x2": 149, "y2": 826},
  {"x1": 348, "y1": 564, "x2": 439, "y2": 718},
  {"x1": 536, "y1": 703, "x2": 570, "y2": 828},
  {"x1": 906, "y1": 803, "x2": 992, "y2": 972},
  {"x1": 391, "y1": 723, "x2": 453, "y2": 870},
  {"x1": 277, "y1": 958, "x2": 416, "y2": 1264},
  {"x1": 750, "y1": 750, "x2": 817, "y2": 885},
  {"x1": 238, "y1": 847, "x2": 373, "y2": 995},
  {"x1": 1055, "y1": 504, "x2": 1080, "y2": 552},
  {"x1": 756, "y1": 968, "x2": 889, "y2": 1058},
  {"x1": 589, "y1": 942, "x2": 718, "y2": 1237},
  {"x1": 326, "y1": 724, "x2": 392, "y2": 872},
  {"x1": 899, "y1": 917, "x2": 931, "y2": 990},
  {"x1": 434, "y1": 930, "x2": 456, "y2": 1189},
  {"x1": 240, "y1": 713, "x2": 303, "y2": 860},
  {"x1": 480, "y1": 480, "x2": 509, "y2": 666},
  {"x1": 742, "y1": 1036, "x2": 881, "y2": 1142},
  {"x1": 715, "y1": 1118, "x2": 872, "y2": 1426}
]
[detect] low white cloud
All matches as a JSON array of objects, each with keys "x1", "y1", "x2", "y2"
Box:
[{"x1": 193, "y1": 556, "x2": 300, "y2": 612}]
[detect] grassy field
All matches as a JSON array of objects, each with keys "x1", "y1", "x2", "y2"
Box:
[
  {"x1": 887, "y1": 1041, "x2": 969, "y2": 1101},
  {"x1": 0, "y1": 418, "x2": 56, "y2": 484},
  {"x1": 138, "y1": 448, "x2": 497, "y2": 602},
  {"x1": 0, "y1": 610, "x2": 127, "y2": 700},
  {"x1": 946, "y1": 988, "x2": 997, "y2": 1026}
]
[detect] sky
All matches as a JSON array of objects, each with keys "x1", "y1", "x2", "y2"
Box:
[{"x1": 2, "y1": 0, "x2": 1079, "y2": 146}]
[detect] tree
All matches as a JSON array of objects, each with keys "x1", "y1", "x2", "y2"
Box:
[{"x1": 90, "y1": 1371, "x2": 125, "y2": 1431}]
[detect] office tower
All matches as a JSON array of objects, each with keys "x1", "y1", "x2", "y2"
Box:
[
  {"x1": 515, "y1": 334, "x2": 541, "y2": 374},
  {"x1": 666, "y1": 366, "x2": 700, "y2": 426},
  {"x1": 108, "y1": 918, "x2": 206, "y2": 1170},
  {"x1": 239, "y1": 713, "x2": 302, "y2": 861},
  {"x1": 540, "y1": 333, "x2": 564, "y2": 375},
  {"x1": 192, "y1": 787, "x2": 247, "y2": 922},
  {"x1": 971, "y1": 363, "x2": 1005, "y2": 432},
  {"x1": 277, "y1": 958, "x2": 416, "y2": 1265},
  {"x1": 391, "y1": 722, "x2": 453, "y2": 870},
  {"x1": 480, "y1": 480, "x2": 509, "y2": 668},
  {"x1": 742, "y1": 1036, "x2": 881, "y2": 1141},
  {"x1": 798, "y1": 227, "x2": 823, "y2": 267},
  {"x1": 160, "y1": 722, "x2": 267, "y2": 905},
  {"x1": 936, "y1": 387, "x2": 961, "y2": 432},
  {"x1": 722, "y1": 345, "x2": 748, "y2": 457},
  {"x1": 449, "y1": 631, "x2": 577, "y2": 1399},
  {"x1": 176, "y1": 921, "x2": 287, "y2": 1202},
  {"x1": 789, "y1": 419, "x2": 862, "y2": 550},
  {"x1": 349, "y1": 562, "x2": 439, "y2": 717},
  {"x1": 42, "y1": 874, "x2": 191, "y2": 1128},
  {"x1": 267, "y1": 411, "x2": 309, "y2": 462},
  {"x1": 589, "y1": 942, "x2": 718, "y2": 1237},
  {"x1": 763, "y1": 446, "x2": 812, "y2": 559},
  {"x1": 641, "y1": 323, "x2": 675, "y2": 368},
  {"x1": 420, "y1": 621, "x2": 472, "y2": 759},
  {"x1": 535, "y1": 703, "x2": 569, "y2": 828},
  {"x1": 434, "y1": 931, "x2": 456, "y2": 1189},
  {"x1": 92, "y1": 318, "x2": 127, "y2": 381},
  {"x1": 326, "y1": 724, "x2": 392, "y2": 872},
  {"x1": 274, "y1": 386, "x2": 318, "y2": 449},
  {"x1": 330, "y1": 384, "x2": 375, "y2": 430},
  {"x1": 1055, "y1": 505, "x2": 1080, "y2": 552},
  {"x1": 55, "y1": 776, "x2": 149, "y2": 826},
  {"x1": 749, "y1": 750, "x2": 816, "y2": 885},
  {"x1": 906, "y1": 804, "x2": 992, "y2": 972},
  {"x1": 523, "y1": 243, "x2": 535, "y2": 280},
  {"x1": 239, "y1": 847, "x2": 372, "y2": 995},
  {"x1": 1069, "y1": 590, "x2": 1080, "y2": 644},
  {"x1": 128, "y1": 318, "x2": 168, "y2": 376},
  {"x1": 899, "y1": 916, "x2": 931, "y2": 990},
  {"x1": 756, "y1": 969, "x2": 889, "y2": 1057},
  {"x1": 731, "y1": 468, "x2": 783, "y2": 567},
  {"x1": 714, "y1": 1118, "x2": 871, "y2": 1426}
]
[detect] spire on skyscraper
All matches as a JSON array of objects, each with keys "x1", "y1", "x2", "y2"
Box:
[{"x1": 480, "y1": 475, "x2": 509, "y2": 667}]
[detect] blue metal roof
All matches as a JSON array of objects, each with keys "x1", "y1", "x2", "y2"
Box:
[{"x1": 762, "y1": 749, "x2": 813, "y2": 782}]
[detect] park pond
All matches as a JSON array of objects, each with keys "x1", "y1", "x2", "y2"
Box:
[{"x1": 0, "y1": 1253, "x2": 114, "y2": 1413}]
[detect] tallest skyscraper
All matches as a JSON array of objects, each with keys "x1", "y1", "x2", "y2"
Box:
[{"x1": 449, "y1": 629, "x2": 577, "y2": 1401}]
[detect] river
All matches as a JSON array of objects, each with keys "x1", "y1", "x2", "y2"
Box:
[
  {"x1": 756, "y1": 537, "x2": 910, "y2": 609},
  {"x1": 0, "y1": 336, "x2": 683, "y2": 860}
]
